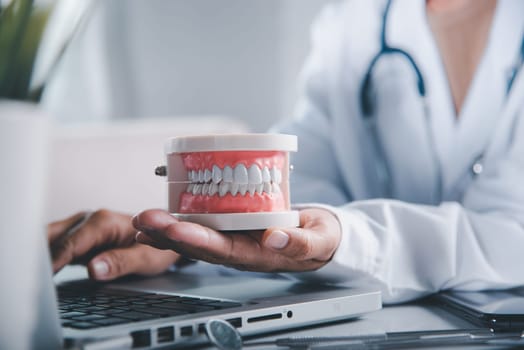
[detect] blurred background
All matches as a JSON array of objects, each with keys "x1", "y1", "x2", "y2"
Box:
[
  {"x1": 30, "y1": 0, "x2": 340, "y2": 220},
  {"x1": 43, "y1": 0, "x2": 340, "y2": 132}
]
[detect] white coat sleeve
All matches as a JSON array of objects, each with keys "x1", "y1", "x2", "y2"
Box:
[{"x1": 292, "y1": 108, "x2": 524, "y2": 304}]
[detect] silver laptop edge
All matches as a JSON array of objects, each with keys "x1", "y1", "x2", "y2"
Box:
[{"x1": 61, "y1": 281, "x2": 381, "y2": 349}]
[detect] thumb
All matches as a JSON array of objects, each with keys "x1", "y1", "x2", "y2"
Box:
[
  {"x1": 262, "y1": 209, "x2": 341, "y2": 262},
  {"x1": 87, "y1": 245, "x2": 179, "y2": 280}
]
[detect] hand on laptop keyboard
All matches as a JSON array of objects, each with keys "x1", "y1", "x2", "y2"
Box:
[
  {"x1": 133, "y1": 208, "x2": 341, "y2": 273},
  {"x1": 47, "y1": 210, "x2": 181, "y2": 280}
]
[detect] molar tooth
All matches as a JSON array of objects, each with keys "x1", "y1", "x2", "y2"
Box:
[
  {"x1": 248, "y1": 165, "x2": 262, "y2": 184},
  {"x1": 212, "y1": 165, "x2": 222, "y2": 184},
  {"x1": 198, "y1": 170, "x2": 204, "y2": 183},
  {"x1": 234, "y1": 164, "x2": 248, "y2": 184},
  {"x1": 223, "y1": 166, "x2": 233, "y2": 182},
  {"x1": 263, "y1": 182, "x2": 271, "y2": 194},
  {"x1": 239, "y1": 184, "x2": 248, "y2": 196},
  {"x1": 187, "y1": 183, "x2": 194, "y2": 193},
  {"x1": 270, "y1": 168, "x2": 282, "y2": 184},
  {"x1": 219, "y1": 182, "x2": 229, "y2": 197},
  {"x1": 193, "y1": 184, "x2": 202, "y2": 195},
  {"x1": 255, "y1": 183, "x2": 263, "y2": 194},
  {"x1": 230, "y1": 183, "x2": 240, "y2": 196},
  {"x1": 204, "y1": 169, "x2": 212, "y2": 183},
  {"x1": 262, "y1": 166, "x2": 271, "y2": 183},
  {"x1": 191, "y1": 170, "x2": 198, "y2": 183},
  {"x1": 187, "y1": 171, "x2": 192, "y2": 182},
  {"x1": 209, "y1": 182, "x2": 218, "y2": 196}
]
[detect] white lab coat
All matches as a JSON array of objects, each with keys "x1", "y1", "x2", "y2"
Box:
[{"x1": 274, "y1": 0, "x2": 524, "y2": 303}]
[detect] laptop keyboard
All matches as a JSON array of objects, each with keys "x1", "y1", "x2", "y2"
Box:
[{"x1": 58, "y1": 284, "x2": 242, "y2": 330}]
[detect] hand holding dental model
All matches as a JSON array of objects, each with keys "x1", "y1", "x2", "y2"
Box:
[
  {"x1": 134, "y1": 207, "x2": 340, "y2": 273},
  {"x1": 48, "y1": 205, "x2": 341, "y2": 279}
]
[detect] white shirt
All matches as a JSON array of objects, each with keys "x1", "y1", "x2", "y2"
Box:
[{"x1": 275, "y1": 0, "x2": 524, "y2": 303}]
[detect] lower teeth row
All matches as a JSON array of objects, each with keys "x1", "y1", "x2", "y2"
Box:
[{"x1": 187, "y1": 182, "x2": 281, "y2": 196}]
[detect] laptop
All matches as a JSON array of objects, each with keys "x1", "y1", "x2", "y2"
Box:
[
  {"x1": 3, "y1": 214, "x2": 382, "y2": 350},
  {"x1": 55, "y1": 264, "x2": 381, "y2": 349}
]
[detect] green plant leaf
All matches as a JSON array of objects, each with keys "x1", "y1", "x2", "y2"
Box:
[
  {"x1": 0, "y1": 0, "x2": 34, "y2": 98},
  {"x1": 10, "y1": 7, "x2": 51, "y2": 100},
  {"x1": 1, "y1": 0, "x2": 91, "y2": 102}
]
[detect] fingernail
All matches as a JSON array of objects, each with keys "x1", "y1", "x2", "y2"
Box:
[
  {"x1": 266, "y1": 230, "x2": 289, "y2": 249},
  {"x1": 92, "y1": 260, "x2": 109, "y2": 278},
  {"x1": 135, "y1": 231, "x2": 154, "y2": 244},
  {"x1": 133, "y1": 211, "x2": 177, "y2": 231},
  {"x1": 132, "y1": 213, "x2": 153, "y2": 231}
]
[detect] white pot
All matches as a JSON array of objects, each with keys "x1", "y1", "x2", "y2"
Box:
[{"x1": 0, "y1": 100, "x2": 61, "y2": 349}]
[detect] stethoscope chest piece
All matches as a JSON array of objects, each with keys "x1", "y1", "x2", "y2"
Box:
[
  {"x1": 471, "y1": 155, "x2": 484, "y2": 177},
  {"x1": 472, "y1": 161, "x2": 483, "y2": 176}
]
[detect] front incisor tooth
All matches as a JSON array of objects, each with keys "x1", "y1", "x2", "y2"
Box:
[
  {"x1": 255, "y1": 183, "x2": 263, "y2": 194},
  {"x1": 239, "y1": 184, "x2": 247, "y2": 196},
  {"x1": 234, "y1": 164, "x2": 248, "y2": 184},
  {"x1": 248, "y1": 165, "x2": 262, "y2": 184},
  {"x1": 272, "y1": 183, "x2": 281, "y2": 194},
  {"x1": 223, "y1": 166, "x2": 233, "y2": 182},
  {"x1": 270, "y1": 168, "x2": 282, "y2": 184},
  {"x1": 212, "y1": 165, "x2": 222, "y2": 184},
  {"x1": 230, "y1": 183, "x2": 240, "y2": 196},
  {"x1": 262, "y1": 166, "x2": 271, "y2": 183},
  {"x1": 248, "y1": 184, "x2": 257, "y2": 196},
  {"x1": 263, "y1": 182, "x2": 271, "y2": 194}
]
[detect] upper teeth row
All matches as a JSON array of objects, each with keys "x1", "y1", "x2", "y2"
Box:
[{"x1": 187, "y1": 165, "x2": 282, "y2": 185}]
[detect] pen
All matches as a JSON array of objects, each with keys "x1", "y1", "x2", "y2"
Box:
[
  {"x1": 245, "y1": 328, "x2": 519, "y2": 349},
  {"x1": 302, "y1": 330, "x2": 524, "y2": 350}
]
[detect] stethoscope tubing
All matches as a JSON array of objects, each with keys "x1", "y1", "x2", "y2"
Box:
[{"x1": 359, "y1": 0, "x2": 524, "y2": 202}]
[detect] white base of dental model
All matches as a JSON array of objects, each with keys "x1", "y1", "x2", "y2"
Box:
[{"x1": 173, "y1": 211, "x2": 300, "y2": 231}]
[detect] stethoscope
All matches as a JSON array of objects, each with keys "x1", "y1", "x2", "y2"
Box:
[{"x1": 359, "y1": 0, "x2": 524, "y2": 201}]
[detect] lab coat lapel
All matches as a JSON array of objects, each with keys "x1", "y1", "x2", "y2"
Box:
[
  {"x1": 444, "y1": 0, "x2": 524, "y2": 197},
  {"x1": 388, "y1": 0, "x2": 524, "y2": 200},
  {"x1": 387, "y1": 0, "x2": 452, "y2": 201},
  {"x1": 332, "y1": 1, "x2": 384, "y2": 200}
]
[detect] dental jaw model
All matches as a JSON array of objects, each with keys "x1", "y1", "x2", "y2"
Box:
[{"x1": 163, "y1": 134, "x2": 299, "y2": 231}]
